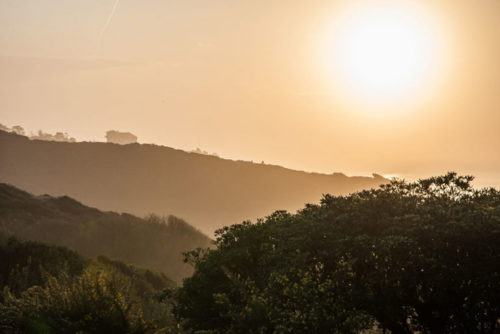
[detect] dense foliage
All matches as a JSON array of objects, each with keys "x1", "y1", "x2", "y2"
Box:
[
  {"x1": 176, "y1": 173, "x2": 500, "y2": 333},
  {"x1": 0, "y1": 183, "x2": 212, "y2": 282},
  {"x1": 0, "y1": 235, "x2": 178, "y2": 333}
]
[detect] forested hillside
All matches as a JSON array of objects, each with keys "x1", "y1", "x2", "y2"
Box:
[
  {"x1": 0, "y1": 235, "x2": 178, "y2": 333},
  {"x1": 0, "y1": 130, "x2": 387, "y2": 235},
  {"x1": 0, "y1": 183, "x2": 212, "y2": 282}
]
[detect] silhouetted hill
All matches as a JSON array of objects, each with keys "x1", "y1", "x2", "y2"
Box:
[
  {"x1": 0, "y1": 130, "x2": 387, "y2": 235},
  {"x1": 0, "y1": 183, "x2": 212, "y2": 283}
]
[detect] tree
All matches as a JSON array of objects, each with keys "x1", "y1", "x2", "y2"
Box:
[
  {"x1": 176, "y1": 173, "x2": 500, "y2": 333},
  {"x1": 11, "y1": 125, "x2": 25, "y2": 136},
  {"x1": 105, "y1": 130, "x2": 138, "y2": 145}
]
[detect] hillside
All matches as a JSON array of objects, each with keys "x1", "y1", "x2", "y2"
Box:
[
  {"x1": 0, "y1": 130, "x2": 387, "y2": 235},
  {"x1": 0, "y1": 183, "x2": 212, "y2": 283},
  {"x1": 0, "y1": 235, "x2": 178, "y2": 332},
  {"x1": 0, "y1": 233, "x2": 175, "y2": 293}
]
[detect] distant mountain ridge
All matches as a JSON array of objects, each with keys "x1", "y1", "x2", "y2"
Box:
[
  {"x1": 0, "y1": 182, "x2": 212, "y2": 283},
  {"x1": 0, "y1": 130, "x2": 387, "y2": 235}
]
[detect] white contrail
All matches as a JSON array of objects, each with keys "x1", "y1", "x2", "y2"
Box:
[{"x1": 99, "y1": 0, "x2": 120, "y2": 46}]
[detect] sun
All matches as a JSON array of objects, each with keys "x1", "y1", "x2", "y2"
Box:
[{"x1": 323, "y1": 2, "x2": 444, "y2": 104}]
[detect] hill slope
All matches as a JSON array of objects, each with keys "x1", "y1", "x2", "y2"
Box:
[
  {"x1": 0, "y1": 130, "x2": 387, "y2": 235},
  {"x1": 0, "y1": 235, "x2": 178, "y2": 332},
  {"x1": 0, "y1": 183, "x2": 212, "y2": 282}
]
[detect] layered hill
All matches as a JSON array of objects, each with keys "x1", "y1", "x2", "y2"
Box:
[
  {"x1": 0, "y1": 183, "x2": 212, "y2": 282},
  {"x1": 0, "y1": 130, "x2": 387, "y2": 235}
]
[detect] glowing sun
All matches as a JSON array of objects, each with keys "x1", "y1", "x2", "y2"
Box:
[{"x1": 324, "y1": 2, "x2": 444, "y2": 103}]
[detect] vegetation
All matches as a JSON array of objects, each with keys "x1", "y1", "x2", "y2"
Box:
[
  {"x1": 0, "y1": 183, "x2": 212, "y2": 283},
  {"x1": 29, "y1": 130, "x2": 76, "y2": 143},
  {"x1": 2, "y1": 173, "x2": 499, "y2": 333},
  {"x1": 0, "y1": 123, "x2": 75, "y2": 142},
  {"x1": 0, "y1": 129, "x2": 386, "y2": 235},
  {"x1": 105, "y1": 130, "x2": 138, "y2": 145},
  {"x1": 0, "y1": 235, "x2": 177, "y2": 333},
  {"x1": 176, "y1": 173, "x2": 500, "y2": 333}
]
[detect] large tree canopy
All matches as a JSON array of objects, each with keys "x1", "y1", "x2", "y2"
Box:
[{"x1": 176, "y1": 173, "x2": 500, "y2": 334}]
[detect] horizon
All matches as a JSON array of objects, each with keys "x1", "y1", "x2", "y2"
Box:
[{"x1": 0, "y1": 124, "x2": 497, "y2": 189}]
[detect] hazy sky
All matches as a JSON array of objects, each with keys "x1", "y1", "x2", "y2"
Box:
[{"x1": 1, "y1": 0, "x2": 499, "y2": 186}]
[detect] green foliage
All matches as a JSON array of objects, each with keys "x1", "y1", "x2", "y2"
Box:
[
  {"x1": 176, "y1": 173, "x2": 500, "y2": 334},
  {"x1": 0, "y1": 235, "x2": 87, "y2": 296},
  {"x1": 0, "y1": 271, "x2": 148, "y2": 334},
  {"x1": 0, "y1": 237, "x2": 180, "y2": 333}
]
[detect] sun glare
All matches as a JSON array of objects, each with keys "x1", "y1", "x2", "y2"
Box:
[{"x1": 324, "y1": 2, "x2": 445, "y2": 105}]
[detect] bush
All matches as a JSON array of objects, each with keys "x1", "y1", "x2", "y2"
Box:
[
  {"x1": 0, "y1": 237, "x2": 180, "y2": 333},
  {"x1": 0, "y1": 270, "x2": 148, "y2": 334}
]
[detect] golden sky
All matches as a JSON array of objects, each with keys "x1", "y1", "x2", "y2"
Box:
[{"x1": 0, "y1": 0, "x2": 499, "y2": 186}]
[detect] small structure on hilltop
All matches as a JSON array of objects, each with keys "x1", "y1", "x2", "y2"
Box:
[{"x1": 105, "y1": 130, "x2": 138, "y2": 145}]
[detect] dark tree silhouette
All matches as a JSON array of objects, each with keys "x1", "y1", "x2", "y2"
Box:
[{"x1": 176, "y1": 173, "x2": 500, "y2": 334}]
